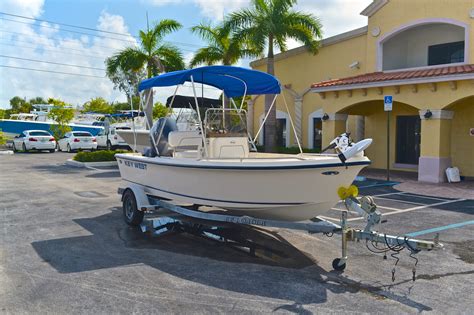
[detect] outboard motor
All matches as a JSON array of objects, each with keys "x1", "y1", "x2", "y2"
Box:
[
  {"x1": 148, "y1": 117, "x2": 178, "y2": 157},
  {"x1": 321, "y1": 132, "x2": 372, "y2": 164}
]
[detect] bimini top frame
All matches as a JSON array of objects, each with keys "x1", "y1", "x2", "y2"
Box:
[{"x1": 135, "y1": 65, "x2": 303, "y2": 156}]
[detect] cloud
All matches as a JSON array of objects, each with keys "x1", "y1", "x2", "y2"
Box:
[
  {"x1": 297, "y1": 0, "x2": 372, "y2": 38},
  {"x1": 0, "y1": 5, "x2": 136, "y2": 108},
  {"x1": 1, "y1": 0, "x2": 45, "y2": 18},
  {"x1": 192, "y1": 0, "x2": 250, "y2": 21},
  {"x1": 144, "y1": 0, "x2": 371, "y2": 29}
]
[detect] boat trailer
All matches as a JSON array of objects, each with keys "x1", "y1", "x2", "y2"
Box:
[{"x1": 118, "y1": 184, "x2": 442, "y2": 281}]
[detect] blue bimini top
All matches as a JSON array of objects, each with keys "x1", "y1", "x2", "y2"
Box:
[{"x1": 138, "y1": 65, "x2": 281, "y2": 98}]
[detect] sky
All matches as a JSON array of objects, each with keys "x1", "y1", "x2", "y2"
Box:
[{"x1": 0, "y1": 0, "x2": 372, "y2": 109}]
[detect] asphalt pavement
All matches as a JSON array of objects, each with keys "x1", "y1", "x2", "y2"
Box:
[{"x1": 1, "y1": 152, "x2": 473, "y2": 314}]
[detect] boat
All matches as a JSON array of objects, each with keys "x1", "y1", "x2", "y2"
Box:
[
  {"x1": 116, "y1": 95, "x2": 216, "y2": 153},
  {"x1": 0, "y1": 104, "x2": 103, "y2": 137},
  {"x1": 116, "y1": 66, "x2": 372, "y2": 221}
]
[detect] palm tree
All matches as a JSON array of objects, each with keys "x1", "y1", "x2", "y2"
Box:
[
  {"x1": 226, "y1": 0, "x2": 323, "y2": 151},
  {"x1": 106, "y1": 19, "x2": 185, "y2": 128},
  {"x1": 190, "y1": 22, "x2": 259, "y2": 115},
  {"x1": 190, "y1": 22, "x2": 257, "y2": 67}
]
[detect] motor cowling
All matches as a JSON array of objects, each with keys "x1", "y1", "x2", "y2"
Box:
[{"x1": 148, "y1": 117, "x2": 178, "y2": 157}]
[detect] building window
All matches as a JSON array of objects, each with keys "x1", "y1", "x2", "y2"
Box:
[{"x1": 428, "y1": 41, "x2": 464, "y2": 66}]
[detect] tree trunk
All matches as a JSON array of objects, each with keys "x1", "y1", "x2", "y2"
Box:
[
  {"x1": 144, "y1": 88, "x2": 154, "y2": 129},
  {"x1": 144, "y1": 64, "x2": 154, "y2": 129},
  {"x1": 264, "y1": 35, "x2": 277, "y2": 152}
]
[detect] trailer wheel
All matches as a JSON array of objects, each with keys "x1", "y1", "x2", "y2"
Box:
[
  {"x1": 122, "y1": 189, "x2": 144, "y2": 226},
  {"x1": 332, "y1": 258, "x2": 346, "y2": 271}
]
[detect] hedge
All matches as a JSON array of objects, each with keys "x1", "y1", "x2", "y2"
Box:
[{"x1": 73, "y1": 150, "x2": 128, "y2": 162}]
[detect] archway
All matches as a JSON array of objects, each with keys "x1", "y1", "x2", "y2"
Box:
[
  {"x1": 337, "y1": 100, "x2": 421, "y2": 171},
  {"x1": 377, "y1": 18, "x2": 468, "y2": 71},
  {"x1": 443, "y1": 95, "x2": 474, "y2": 177}
]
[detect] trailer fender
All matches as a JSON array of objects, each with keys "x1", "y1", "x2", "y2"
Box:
[{"x1": 120, "y1": 183, "x2": 150, "y2": 211}]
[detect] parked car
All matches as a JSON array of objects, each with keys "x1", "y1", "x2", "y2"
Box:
[
  {"x1": 57, "y1": 131, "x2": 97, "y2": 152},
  {"x1": 96, "y1": 126, "x2": 131, "y2": 150},
  {"x1": 12, "y1": 130, "x2": 56, "y2": 153}
]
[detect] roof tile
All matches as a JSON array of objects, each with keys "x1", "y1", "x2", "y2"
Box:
[{"x1": 311, "y1": 64, "x2": 474, "y2": 89}]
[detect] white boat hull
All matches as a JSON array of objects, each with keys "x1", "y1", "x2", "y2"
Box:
[{"x1": 116, "y1": 153, "x2": 370, "y2": 221}]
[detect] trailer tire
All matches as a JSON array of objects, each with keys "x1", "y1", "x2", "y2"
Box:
[
  {"x1": 332, "y1": 258, "x2": 346, "y2": 271},
  {"x1": 122, "y1": 189, "x2": 144, "y2": 226}
]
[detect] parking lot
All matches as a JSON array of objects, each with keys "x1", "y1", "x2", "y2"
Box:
[{"x1": 1, "y1": 152, "x2": 473, "y2": 314}]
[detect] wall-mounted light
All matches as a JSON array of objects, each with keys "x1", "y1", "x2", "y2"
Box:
[
  {"x1": 349, "y1": 61, "x2": 360, "y2": 69},
  {"x1": 424, "y1": 110, "x2": 433, "y2": 119},
  {"x1": 322, "y1": 113, "x2": 329, "y2": 121}
]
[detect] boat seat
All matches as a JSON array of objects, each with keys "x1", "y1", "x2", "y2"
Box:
[{"x1": 168, "y1": 131, "x2": 202, "y2": 150}]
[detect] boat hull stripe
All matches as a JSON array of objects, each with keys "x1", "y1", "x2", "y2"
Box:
[{"x1": 117, "y1": 155, "x2": 371, "y2": 170}]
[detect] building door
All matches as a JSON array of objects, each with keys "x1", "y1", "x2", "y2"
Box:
[
  {"x1": 261, "y1": 118, "x2": 287, "y2": 147},
  {"x1": 313, "y1": 117, "x2": 322, "y2": 151},
  {"x1": 396, "y1": 116, "x2": 421, "y2": 164},
  {"x1": 276, "y1": 118, "x2": 287, "y2": 147}
]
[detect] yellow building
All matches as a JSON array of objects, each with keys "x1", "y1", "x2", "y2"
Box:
[{"x1": 249, "y1": 0, "x2": 474, "y2": 183}]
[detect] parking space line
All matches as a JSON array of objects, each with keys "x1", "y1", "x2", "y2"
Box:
[
  {"x1": 382, "y1": 198, "x2": 466, "y2": 216},
  {"x1": 402, "y1": 194, "x2": 453, "y2": 202},
  {"x1": 349, "y1": 198, "x2": 467, "y2": 221},
  {"x1": 330, "y1": 207, "x2": 359, "y2": 215},
  {"x1": 376, "y1": 205, "x2": 406, "y2": 212},
  {"x1": 405, "y1": 220, "x2": 474, "y2": 237},
  {"x1": 336, "y1": 191, "x2": 408, "y2": 203},
  {"x1": 369, "y1": 192, "x2": 408, "y2": 198},
  {"x1": 373, "y1": 196, "x2": 427, "y2": 206},
  {"x1": 319, "y1": 215, "x2": 342, "y2": 222}
]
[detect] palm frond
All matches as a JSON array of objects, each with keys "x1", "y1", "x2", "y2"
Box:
[
  {"x1": 152, "y1": 19, "x2": 182, "y2": 41},
  {"x1": 191, "y1": 22, "x2": 219, "y2": 44},
  {"x1": 275, "y1": 36, "x2": 287, "y2": 52},
  {"x1": 284, "y1": 12, "x2": 323, "y2": 39},
  {"x1": 225, "y1": 8, "x2": 258, "y2": 30},
  {"x1": 154, "y1": 44, "x2": 185, "y2": 72},
  {"x1": 284, "y1": 24, "x2": 321, "y2": 53},
  {"x1": 106, "y1": 47, "x2": 147, "y2": 75},
  {"x1": 189, "y1": 46, "x2": 223, "y2": 67}
]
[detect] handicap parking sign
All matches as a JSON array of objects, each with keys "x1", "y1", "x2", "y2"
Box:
[{"x1": 384, "y1": 95, "x2": 393, "y2": 111}]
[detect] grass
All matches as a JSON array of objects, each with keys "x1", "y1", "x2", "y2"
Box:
[
  {"x1": 256, "y1": 146, "x2": 320, "y2": 154},
  {"x1": 73, "y1": 150, "x2": 129, "y2": 162}
]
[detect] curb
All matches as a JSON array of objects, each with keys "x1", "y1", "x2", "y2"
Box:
[
  {"x1": 65, "y1": 159, "x2": 118, "y2": 168},
  {"x1": 0, "y1": 150, "x2": 14, "y2": 155}
]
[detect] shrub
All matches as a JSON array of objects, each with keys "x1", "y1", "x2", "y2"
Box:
[
  {"x1": 0, "y1": 130, "x2": 6, "y2": 145},
  {"x1": 73, "y1": 150, "x2": 128, "y2": 162}
]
